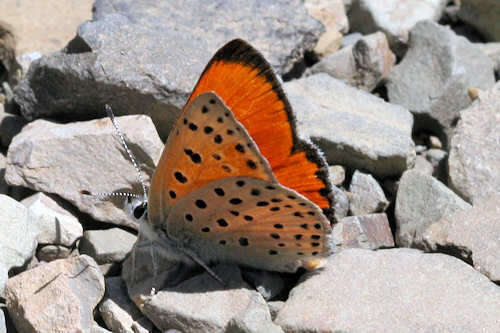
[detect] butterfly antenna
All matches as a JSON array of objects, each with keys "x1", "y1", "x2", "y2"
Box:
[
  {"x1": 105, "y1": 104, "x2": 148, "y2": 202},
  {"x1": 179, "y1": 247, "x2": 226, "y2": 286},
  {"x1": 80, "y1": 190, "x2": 143, "y2": 200}
]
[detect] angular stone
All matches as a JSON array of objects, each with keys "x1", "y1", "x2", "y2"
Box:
[
  {"x1": 395, "y1": 170, "x2": 471, "y2": 247},
  {"x1": 477, "y1": 42, "x2": 500, "y2": 75},
  {"x1": 0, "y1": 309, "x2": 5, "y2": 333},
  {"x1": 22, "y1": 193, "x2": 82, "y2": 247},
  {"x1": 0, "y1": 153, "x2": 7, "y2": 195},
  {"x1": 0, "y1": 195, "x2": 39, "y2": 297},
  {"x1": 140, "y1": 265, "x2": 266, "y2": 333},
  {"x1": 276, "y1": 248, "x2": 500, "y2": 332},
  {"x1": 5, "y1": 255, "x2": 105, "y2": 333},
  {"x1": 348, "y1": 0, "x2": 447, "y2": 53},
  {"x1": 14, "y1": 0, "x2": 323, "y2": 139},
  {"x1": 349, "y1": 170, "x2": 389, "y2": 215},
  {"x1": 268, "y1": 301, "x2": 284, "y2": 321},
  {"x1": 332, "y1": 185, "x2": 349, "y2": 221},
  {"x1": 412, "y1": 155, "x2": 434, "y2": 176},
  {"x1": 79, "y1": 228, "x2": 136, "y2": 265},
  {"x1": 387, "y1": 21, "x2": 495, "y2": 146},
  {"x1": 309, "y1": 32, "x2": 395, "y2": 91},
  {"x1": 458, "y1": 0, "x2": 500, "y2": 41},
  {"x1": 285, "y1": 73, "x2": 415, "y2": 177},
  {"x1": 241, "y1": 270, "x2": 286, "y2": 301},
  {"x1": 226, "y1": 292, "x2": 284, "y2": 333},
  {"x1": 332, "y1": 214, "x2": 394, "y2": 250},
  {"x1": 328, "y1": 165, "x2": 345, "y2": 186},
  {"x1": 305, "y1": 0, "x2": 348, "y2": 57},
  {"x1": 37, "y1": 244, "x2": 73, "y2": 262},
  {"x1": 99, "y1": 277, "x2": 154, "y2": 333},
  {"x1": 0, "y1": 104, "x2": 26, "y2": 148},
  {"x1": 424, "y1": 148, "x2": 447, "y2": 179},
  {"x1": 422, "y1": 194, "x2": 500, "y2": 283},
  {"x1": 5, "y1": 115, "x2": 163, "y2": 229},
  {"x1": 448, "y1": 82, "x2": 500, "y2": 204}
]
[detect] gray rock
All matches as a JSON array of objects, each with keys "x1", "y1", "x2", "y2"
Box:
[
  {"x1": 340, "y1": 32, "x2": 363, "y2": 48},
  {"x1": 14, "y1": 0, "x2": 323, "y2": 139},
  {"x1": 395, "y1": 170, "x2": 471, "y2": 247},
  {"x1": 348, "y1": 0, "x2": 447, "y2": 54},
  {"x1": 309, "y1": 32, "x2": 395, "y2": 91},
  {"x1": 422, "y1": 194, "x2": 500, "y2": 283},
  {"x1": 0, "y1": 195, "x2": 39, "y2": 297},
  {"x1": 0, "y1": 308, "x2": 5, "y2": 333},
  {"x1": 37, "y1": 244, "x2": 73, "y2": 262},
  {"x1": 387, "y1": 21, "x2": 495, "y2": 146},
  {"x1": 5, "y1": 255, "x2": 105, "y2": 333},
  {"x1": 424, "y1": 148, "x2": 447, "y2": 180},
  {"x1": 0, "y1": 104, "x2": 26, "y2": 148},
  {"x1": 331, "y1": 185, "x2": 349, "y2": 221},
  {"x1": 275, "y1": 248, "x2": 500, "y2": 332},
  {"x1": 305, "y1": 0, "x2": 348, "y2": 57},
  {"x1": 428, "y1": 135, "x2": 443, "y2": 149},
  {"x1": 328, "y1": 165, "x2": 345, "y2": 186},
  {"x1": 22, "y1": 192, "x2": 83, "y2": 247},
  {"x1": 79, "y1": 228, "x2": 136, "y2": 265},
  {"x1": 90, "y1": 323, "x2": 112, "y2": 333},
  {"x1": 332, "y1": 214, "x2": 394, "y2": 251},
  {"x1": 267, "y1": 301, "x2": 284, "y2": 321},
  {"x1": 448, "y1": 82, "x2": 500, "y2": 204},
  {"x1": 0, "y1": 153, "x2": 7, "y2": 195},
  {"x1": 5, "y1": 115, "x2": 163, "y2": 229},
  {"x1": 285, "y1": 73, "x2": 415, "y2": 177},
  {"x1": 140, "y1": 265, "x2": 267, "y2": 333},
  {"x1": 412, "y1": 155, "x2": 434, "y2": 176},
  {"x1": 477, "y1": 42, "x2": 500, "y2": 75},
  {"x1": 349, "y1": 170, "x2": 389, "y2": 215},
  {"x1": 15, "y1": 52, "x2": 43, "y2": 77},
  {"x1": 226, "y1": 293, "x2": 284, "y2": 333},
  {"x1": 241, "y1": 270, "x2": 286, "y2": 301},
  {"x1": 458, "y1": 0, "x2": 500, "y2": 41},
  {"x1": 99, "y1": 277, "x2": 154, "y2": 333}
]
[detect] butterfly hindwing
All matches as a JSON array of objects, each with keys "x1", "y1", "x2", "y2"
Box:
[
  {"x1": 167, "y1": 176, "x2": 333, "y2": 273},
  {"x1": 148, "y1": 92, "x2": 275, "y2": 226}
]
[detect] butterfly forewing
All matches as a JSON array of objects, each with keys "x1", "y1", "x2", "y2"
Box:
[
  {"x1": 166, "y1": 176, "x2": 333, "y2": 273},
  {"x1": 148, "y1": 92, "x2": 275, "y2": 226}
]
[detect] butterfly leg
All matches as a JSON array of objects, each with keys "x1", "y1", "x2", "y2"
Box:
[{"x1": 178, "y1": 246, "x2": 226, "y2": 287}]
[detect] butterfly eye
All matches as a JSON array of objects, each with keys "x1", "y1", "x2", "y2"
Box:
[{"x1": 133, "y1": 202, "x2": 148, "y2": 219}]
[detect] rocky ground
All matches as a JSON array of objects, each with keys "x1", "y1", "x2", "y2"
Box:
[{"x1": 0, "y1": 0, "x2": 499, "y2": 332}]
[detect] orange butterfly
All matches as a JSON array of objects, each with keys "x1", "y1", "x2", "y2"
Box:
[{"x1": 142, "y1": 39, "x2": 334, "y2": 276}]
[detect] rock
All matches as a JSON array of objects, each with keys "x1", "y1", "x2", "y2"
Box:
[
  {"x1": 16, "y1": 51, "x2": 43, "y2": 77},
  {"x1": 99, "y1": 277, "x2": 154, "y2": 333},
  {"x1": 267, "y1": 301, "x2": 284, "y2": 321},
  {"x1": 226, "y1": 292, "x2": 284, "y2": 333},
  {"x1": 90, "y1": 323, "x2": 112, "y2": 333},
  {"x1": 424, "y1": 148, "x2": 447, "y2": 179},
  {"x1": 0, "y1": 105, "x2": 26, "y2": 148},
  {"x1": 448, "y1": 82, "x2": 500, "y2": 204},
  {"x1": 428, "y1": 135, "x2": 442, "y2": 149},
  {"x1": 348, "y1": 170, "x2": 389, "y2": 215},
  {"x1": 14, "y1": 0, "x2": 323, "y2": 138},
  {"x1": 309, "y1": 32, "x2": 395, "y2": 91},
  {"x1": 5, "y1": 255, "x2": 105, "y2": 333},
  {"x1": 331, "y1": 185, "x2": 349, "y2": 221},
  {"x1": 285, "y1": 73, "x2": 415, "y2": 177},
  {"x1": 348, "y1": 0, "x2": 447, "y2": 54},
  {"x1": 79, "y1": 228, "x2": 136, "y2": 265},
  {"x1": 0, "y1": 21, "x2": 21, "y2": 86},
  {"x1": 22, "y1": 192, "x2": 82, "y2": 247},
  {"x1": 458, "y1": 0, "x2": 500, "y2": 41},
  {"x1": 0, "y1": 194, "x2": 39, "y2": 297},
  {"x1": 340, "y1": 32, "x2": 363, "y2": 48},
  {"x1": 275, "y1": 248, "x2": 500, "y2": 332},
  {"x1": 37, "y1": 244, "x2": 73, "y2": 262},
  {"x1": 241, "y1": 270, "x2": 286, "y2": 301},
  {"x1": 412, "y1": 155, "x2": 434, "y2": 176},
  {"x1": 140, "y1": 265, "x2": 270, "y2": 333},
  {"x1": 0, "y1": 308, "x2": 6, "y2": 333},
  {"x1": 305, "y1": 0, "x2": 348, "y2": 57},
  {"x1": 422, "y1": 194, "x2": 500, "y2": 283},
  {"x1": 5, "y1": 115, "x2": 163, "y2": 229},
  {"x1": 328, "y1": 165, "x2": 345, "y2": 186},
  {"x1": 0, "y1": 1, "x2": 93, "y2": 55},
  {"x1": 0, "y1": 153, "x2": 7, "y2": 195},
  {"x1": 332, "y1": 214, "x2": 394, "y2": 250},
  {"x1": 477, "y1": 42, "x2": 500, "y2": 75},
  {"x1": 387, "y1": 21, "x2": 495, "y2": 146},
  {"x1": 395, "y1": 170, "x2": 471, "y2": 247}
]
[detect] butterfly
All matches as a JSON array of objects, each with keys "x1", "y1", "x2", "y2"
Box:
[{"x1": 134, "y1": 39, "x2": 335, "y2": 278}]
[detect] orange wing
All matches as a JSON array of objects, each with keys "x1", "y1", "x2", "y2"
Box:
[{"x1": 186, "y1": 39, "x2": 334, "y2": 221}]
